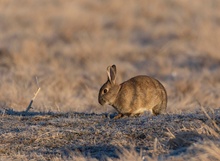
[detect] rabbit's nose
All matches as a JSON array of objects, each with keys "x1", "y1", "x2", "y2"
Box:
[{"x1": 98, "y1": 97, "x2": 105, "y2": 105}]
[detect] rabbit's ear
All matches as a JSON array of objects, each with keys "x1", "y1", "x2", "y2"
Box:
[
  {"x1": 107, "y1": 65, "x2": 117, "y2": 84},
  {"x1": 111, "y1": 65, "x2": 116, "y2": 74}
]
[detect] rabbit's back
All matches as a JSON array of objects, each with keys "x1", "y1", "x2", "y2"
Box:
[{"x1": 113, "y1": 75, "x2": 167, "y2": 115}]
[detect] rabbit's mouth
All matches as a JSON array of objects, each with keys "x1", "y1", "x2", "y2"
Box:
[{"x1": 98, "y1": 97, "x2": 107, "y2": 105}]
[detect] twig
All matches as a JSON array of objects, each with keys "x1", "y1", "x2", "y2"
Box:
[
  {"x1": 166, "y1": 128, "x2": 175, "y2": 138},
  {"x1": 153, "y1": 137, "x2": 158, "y2": 156},
  {"x1": 25, "y1": 77, "x2": 41, "y2": 113},
  {"x1": 25, "y1": 87, "x2": 41, "y2": 113}
]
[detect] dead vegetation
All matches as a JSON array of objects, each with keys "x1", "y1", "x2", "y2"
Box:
[
  {"x1": 0, "y1": 108, "x2": 220, "y2": 160},
  {"x1": 0, "y1": 0, "x2": 220, "y2": 160},
  {"x1": 0, "y1": 0, "x2": 220, "y2": 113}
]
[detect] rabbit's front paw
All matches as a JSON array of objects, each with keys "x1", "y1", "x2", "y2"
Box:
[{"x1": 113, "y1": 113, "x2": 125, "y2": 119}]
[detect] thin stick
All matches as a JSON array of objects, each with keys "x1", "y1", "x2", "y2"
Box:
[
  {"x1": 166, "y1": 128, "x2": 175, "y2": 138},
  {"x1": 25, "y1": 77, "x2": 41, "y2": 113},
  {"x1": 25, "y1": 87, "x2": 41, "y2": 113},
  {"x1": 153, "y1": 138, "x2": 158, "y2": 155}
]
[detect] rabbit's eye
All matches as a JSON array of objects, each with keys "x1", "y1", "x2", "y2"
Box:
[{"x1": 103, "y1": 88, "x2": 108, "y2": 94}]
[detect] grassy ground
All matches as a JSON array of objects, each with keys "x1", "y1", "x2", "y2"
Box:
[
  {"x1": 0, "y1": 0, "x2": 220, "y2": 160},
  {"x1": 0, "y1": 108, "x2": 220, "y2": 160}
]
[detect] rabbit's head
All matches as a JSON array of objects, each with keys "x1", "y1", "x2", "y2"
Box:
[{"x1": 98, "y1": 65, "x2": 120, "y2": 106}]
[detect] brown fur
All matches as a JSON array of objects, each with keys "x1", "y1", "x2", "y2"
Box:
[{"x1": 98, "y1": 65, "x2": 167, "y2": 119}]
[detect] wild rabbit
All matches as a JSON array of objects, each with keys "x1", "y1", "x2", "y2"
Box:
[{"x1": 98, "y1": 65, "x2": 167, "y2": 119}]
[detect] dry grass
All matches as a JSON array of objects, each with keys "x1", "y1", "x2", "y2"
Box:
[
  {"x1": 0, "y1": 108, "x2": 220, "y2": 160},
  {"x1": 0, "y1": 0, "x2": 220, "y2": 113},
  {"x1": 0, "y1": 0, "x2": 220, "y2": 160}
]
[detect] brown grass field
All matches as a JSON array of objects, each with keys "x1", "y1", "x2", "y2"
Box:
[{"x1": 0, "y1": 0, "x2": 220, "y2": 160}]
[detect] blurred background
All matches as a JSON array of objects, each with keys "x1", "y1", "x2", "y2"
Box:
[{"x1": 0, "y1": 0, "x2": 220, "y2": 113}]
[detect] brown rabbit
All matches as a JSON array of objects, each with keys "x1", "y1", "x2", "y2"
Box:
[{"x1": 98, "y1": 65, "x2": 167, "y2": 119}]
